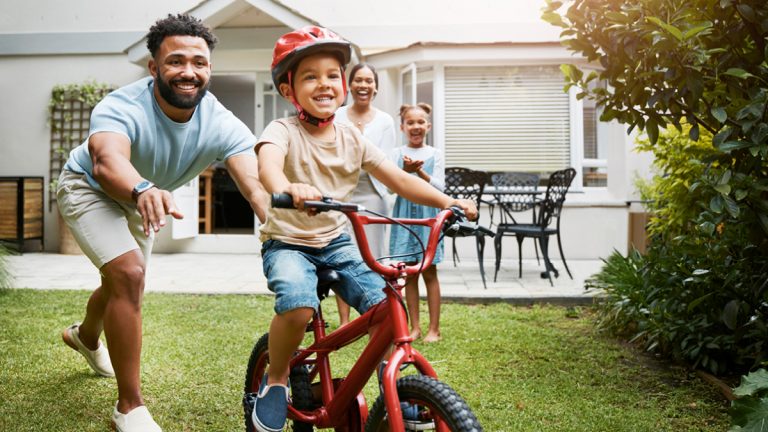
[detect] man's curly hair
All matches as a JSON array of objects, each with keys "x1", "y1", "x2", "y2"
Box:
[{"x1": 146, "y1": 14, "x2": 218, "y2": 58}]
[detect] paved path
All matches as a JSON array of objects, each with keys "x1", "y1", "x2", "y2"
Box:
[{"x1": 6, "y1": 253, "x2": 603, "y2": 304}]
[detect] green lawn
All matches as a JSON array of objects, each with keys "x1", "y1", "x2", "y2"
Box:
[{"x1": 0, "y1": 289, "x2": 728, "y2": 431}]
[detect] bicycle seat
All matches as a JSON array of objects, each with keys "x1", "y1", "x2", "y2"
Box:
[{"x1": 316, "y1": 269, "x2": 340, "y2": 300}]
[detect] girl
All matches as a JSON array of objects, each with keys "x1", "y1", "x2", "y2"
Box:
[{"x1": 389, "y1": 103, "x2": 445, "y2": 343}]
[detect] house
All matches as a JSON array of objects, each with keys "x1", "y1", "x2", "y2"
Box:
[{"x1": 0, "y1": 0, "x2": 652, "y2": 259}]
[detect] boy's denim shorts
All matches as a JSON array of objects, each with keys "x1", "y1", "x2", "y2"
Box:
[{"x1": 261, "y1": 233, "x2": 386, "y2": 315}]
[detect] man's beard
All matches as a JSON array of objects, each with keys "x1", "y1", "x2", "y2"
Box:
[{"x1": 155, "y1": 71, "x2": 210, "y2": 109}]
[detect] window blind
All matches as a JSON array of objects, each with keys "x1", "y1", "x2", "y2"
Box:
[{"x1": 444, "y1": 66, "x2": 571, "y2": 172}]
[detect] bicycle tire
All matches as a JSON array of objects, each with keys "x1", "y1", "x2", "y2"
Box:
[
  {"x1": 365, "y1": 375, "x2": 482, "y2": 432},
  {"x1": 243, "y1": 333, "x2": 315, "y2": 432}
]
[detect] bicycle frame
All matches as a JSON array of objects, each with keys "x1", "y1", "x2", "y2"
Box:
[{"x1": 284, "y1": 209, "x2": 456, "y2": 431}]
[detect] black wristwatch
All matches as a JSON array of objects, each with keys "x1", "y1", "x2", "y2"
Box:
[{"x1": 131, "y1": 180, "x2": 155, "y2": 202}]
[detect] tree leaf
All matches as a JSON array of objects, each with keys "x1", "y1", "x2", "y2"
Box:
[
  {"x1": 647, "y1": 16, "x2": 683, "y2": 41},
  {"x1": 712, "y1": 107, "x2": 727, "y2": 123},
  {"x1": 733, "y1": 369, "x2": 768, "y2": 397},
  {"x1": 718, "y1": 140, "x2": 752, "y2": 152},
  {"x1": 710, "y1": 195, "x2": 724, "y2": 213},
  {"x1": 729, "y1": 395, "x2": 768, "y2": 431},
  {"x1": 722, "y1": 299, "x2": 741, "y2": 330},
  {"x1": 714, "y1": 184, "x2": 732, "y2": 194},
  {"x1": 724, "y1": 68, "x2": 755, "y2": 79},
  {"x1": 683, "y1": 22, "x2": 713, "y2": 40},
  {"x1": 646, "y1": 117, "x2": 659, "y2": 144}
]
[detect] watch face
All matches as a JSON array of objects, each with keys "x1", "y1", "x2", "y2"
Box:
[{"x1": 136, "y1": 180, "x2": 151, "y2": 190}]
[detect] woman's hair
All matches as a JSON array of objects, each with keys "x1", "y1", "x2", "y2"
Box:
[
  {"x1": 146, "y1": 14, "x2": 218, "y2": 58},
  {"x1": 348, "y1": 63, "x2": 379, "y2": 90},
  {"x1": 399, "y1": 103, "x2": 432, "y2": 123}
]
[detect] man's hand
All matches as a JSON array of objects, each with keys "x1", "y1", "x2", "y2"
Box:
[
  {"x1": 136, "y1": 188, "x2": 184, "y2": 236},
  {"x1": 449, "y1": 198, "x2": 478, "y2": 221}
]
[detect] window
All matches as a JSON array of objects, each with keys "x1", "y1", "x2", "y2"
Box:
[
  {"x1": 581, "y1": 79, "x2": 607, "y2": 187},
  {"x1": 443, "y1": 66, "x2": 571, "y2": 174}
]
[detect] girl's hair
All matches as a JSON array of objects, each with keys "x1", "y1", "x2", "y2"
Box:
[
  {"x1": 399, "y1": 103, "x2": 432, "y2": 123},
  {"x1": 348, "y1": 63, "x2": 379, "y2": 90}
]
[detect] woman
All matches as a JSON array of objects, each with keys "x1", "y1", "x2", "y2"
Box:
[{"x1": 334, "y1": 63, "x2": 397, "y2": 326}]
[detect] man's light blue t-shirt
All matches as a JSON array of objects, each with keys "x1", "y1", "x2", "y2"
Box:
[{"x1": 64, "y1": 76, "x2": 255, "y2": 192}]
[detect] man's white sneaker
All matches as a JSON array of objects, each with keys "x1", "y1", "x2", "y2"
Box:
[
  {"x1": 112, "y1": 403, "x2": 163, "y2": 432},
  {"x1": 61, "y1": 323, "x2": 115, "y2": 377}
]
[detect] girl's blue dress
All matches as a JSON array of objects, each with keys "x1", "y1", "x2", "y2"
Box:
[{"x1": 388, "y1": 146, "x2": 444, "y2": 265}]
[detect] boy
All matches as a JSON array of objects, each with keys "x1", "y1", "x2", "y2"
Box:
[{"x1": 253, "y1": 26, "x2": 477, "y2": 432}]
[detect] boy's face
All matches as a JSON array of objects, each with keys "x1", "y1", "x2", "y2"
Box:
[{"x1": 280, "y1": 53, "x2": 344, "y2": 120}]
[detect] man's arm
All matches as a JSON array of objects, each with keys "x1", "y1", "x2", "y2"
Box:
[
  {"x1": 225, "y1": 153, "x2": 268, "y2": 224},
  {"x1": 89, "y1": 131, "x2": 182, "y2": 236}
]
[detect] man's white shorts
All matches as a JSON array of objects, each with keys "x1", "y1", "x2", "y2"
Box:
[{"x1": 57, "y1": 170, "x2": 153, "y2": 269}]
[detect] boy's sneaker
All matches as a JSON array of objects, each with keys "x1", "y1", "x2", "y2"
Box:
[
  {"x1": 251, "y1": 374, "x2": 290, "y2": 432},
  {"x1": 61, "y1": 323, "x2": 115, "y2": 377}
]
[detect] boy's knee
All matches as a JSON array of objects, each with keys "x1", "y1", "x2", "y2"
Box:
[{"x1": 277, "y1": 307, "x2": 315, "y2": 328}]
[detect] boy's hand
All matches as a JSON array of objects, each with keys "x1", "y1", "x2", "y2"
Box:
[
  {"x1": 402, "y1": 156, "x2": 424, "y2": 173},
  {"x1": 284, "y1": 183, "x2": 323, "y2": 214},
  {"x1": 450, "y1": 198, "x2": 478, "y2": 221}
]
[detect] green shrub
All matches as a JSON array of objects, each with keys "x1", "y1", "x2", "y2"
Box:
[
  {"x1": 729, "y1": 369, "x2": 768, "y2": 431},
  {"x1": 589, "y1": 125, "x2": 768, "y2": 375}
]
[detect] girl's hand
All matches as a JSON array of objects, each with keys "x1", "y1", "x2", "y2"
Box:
[
  {"x1": 450, "y1": 198, "x2": 478, "y2": 221},
  {"x1": 284, "y1": 183, "x2": 323, "y2": 215},
  {"x1": 402, "y1": 155, "x2": 424, "y2": 173}
]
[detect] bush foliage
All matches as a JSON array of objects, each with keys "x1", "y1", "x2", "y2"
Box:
[{"x1": 546, "y1": 0, "x2": 768, "y2": 375}]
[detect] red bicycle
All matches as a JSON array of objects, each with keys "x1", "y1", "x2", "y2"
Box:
[{"x1": 243, "y1": 193, "x2": 491, "y2": 431}]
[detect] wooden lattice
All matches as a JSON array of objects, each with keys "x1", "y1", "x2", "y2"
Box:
[{"x1": 48, "y1": 84, "x2": 114, "y2": 210}]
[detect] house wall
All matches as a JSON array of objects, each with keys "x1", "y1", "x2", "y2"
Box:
[{"x1": 0, "y1": 55, "x2": 147, "y2": 251}]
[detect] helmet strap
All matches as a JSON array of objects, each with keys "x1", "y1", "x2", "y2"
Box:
[{"x1": 285, "y1": 70, "x2": 347, "y2": 128}]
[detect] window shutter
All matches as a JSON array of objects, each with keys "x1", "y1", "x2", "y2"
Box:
[{"x1": 444, "y1": 66, "x2": 571, "y2": 172}]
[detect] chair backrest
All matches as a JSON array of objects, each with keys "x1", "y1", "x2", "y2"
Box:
[
  {"x1": 490, "y1": 172, "x2": 540, "y2": 213},
  {"x1": 444, "y1": 167, "x2": 487, "y2": 207},
  {"x1": 538, "y1": 168, "x2": 577, "y2": 227}
]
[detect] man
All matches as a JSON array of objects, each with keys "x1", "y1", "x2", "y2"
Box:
[{"x1": 57, "y1": 14, "x2": 267, "y2": 432}]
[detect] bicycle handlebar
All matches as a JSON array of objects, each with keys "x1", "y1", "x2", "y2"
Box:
[{"x1": 270, "y1": 193, "x2": 493, "y2": 279}]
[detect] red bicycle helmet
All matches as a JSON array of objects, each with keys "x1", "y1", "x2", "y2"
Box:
[{"x1": 271, "y1": 26, "x2": 351, "y2": 90}]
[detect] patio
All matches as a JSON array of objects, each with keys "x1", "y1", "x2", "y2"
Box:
[{"x1": 6, "y1": 252, "x2": 602, "y2": 304}]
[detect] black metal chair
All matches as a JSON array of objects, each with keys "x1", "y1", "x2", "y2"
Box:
[
  {"x1": 493, "y1": 168, "x2": 576, "y2": 286},
  {"x1": 490, "y1": 172, "x2": 541, "y2": 265},
  {"x1": 443, "y1": 167, "x2": 489, "y2": 288}
]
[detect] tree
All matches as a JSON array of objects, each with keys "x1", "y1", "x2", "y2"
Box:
[
  {"x1": 543, "y1": 0, "x2": 768, "y2": 238},
  {"x1": 544, "y1": 0, "x2": 768, "y2": 374}
]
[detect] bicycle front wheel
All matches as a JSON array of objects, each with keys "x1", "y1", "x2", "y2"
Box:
[{"x1": 365, "y1": 375, "x2": 482, "y2": 432}]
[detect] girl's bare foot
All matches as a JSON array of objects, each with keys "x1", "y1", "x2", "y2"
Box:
[
  {"x1": 410, "y1": 328, "x2": 422, "y2": 339},
  {"x1": 423, "y1": 331, "x2": 441, "y2": 343}
]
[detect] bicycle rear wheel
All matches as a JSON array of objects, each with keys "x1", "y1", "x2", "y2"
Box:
[
  {"x1": 243, "y1": 333, "x2": 315, "y2": 432},
  {"x1": 365, "y1": 375, "x2": 482, "y2": 432}
]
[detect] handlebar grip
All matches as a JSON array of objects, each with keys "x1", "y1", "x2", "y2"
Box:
[{"x1": 271, "y1": 193, "x2": 295, "y2": 209}]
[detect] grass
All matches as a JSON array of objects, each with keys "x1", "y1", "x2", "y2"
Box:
[{"x1": 0, "y1": 289, "x2": 729, "y2": 431}]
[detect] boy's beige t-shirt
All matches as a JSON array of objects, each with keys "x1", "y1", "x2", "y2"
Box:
[{"x1": 256, "y1": 116, "x2": 387, "y2": 248}]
